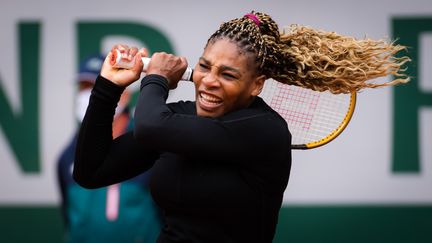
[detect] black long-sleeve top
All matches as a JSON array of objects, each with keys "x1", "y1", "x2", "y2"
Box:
[{"x1": 73, "y1": 74, "x2": 292, "y2": 243}]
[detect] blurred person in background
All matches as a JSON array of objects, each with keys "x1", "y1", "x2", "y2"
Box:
[{"x1": 57, "y1": 54, "x2": 162, "y2": 243}]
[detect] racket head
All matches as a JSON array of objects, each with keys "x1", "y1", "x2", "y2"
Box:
[{"x1": 259, "y1": 79, "x2": 356, "y2": 150}]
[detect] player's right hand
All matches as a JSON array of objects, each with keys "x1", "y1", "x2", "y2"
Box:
[{"x1": 101, "y1": 44, "x2": 147, "y2": 87}]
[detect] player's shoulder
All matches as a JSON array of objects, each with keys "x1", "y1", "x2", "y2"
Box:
[
  {"x1": 167, "y1": 100, "x2": 196, "y2": 115},
  {"x1": 219, "y1": 97, "x2": 286, "y2": 127}
]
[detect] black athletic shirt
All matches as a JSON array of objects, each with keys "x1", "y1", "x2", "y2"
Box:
[{"x1": 73, "y1": 74, "x2": 292, "y2": 243}]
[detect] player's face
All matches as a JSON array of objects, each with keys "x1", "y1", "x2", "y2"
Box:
[{"x1": 193, "y1": 38, "x2": 265, "y2": 117}]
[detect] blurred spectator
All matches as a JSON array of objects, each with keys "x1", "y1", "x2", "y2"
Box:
[{"x1": 57, "y1": 54, "x2": 162, "y2": 243}]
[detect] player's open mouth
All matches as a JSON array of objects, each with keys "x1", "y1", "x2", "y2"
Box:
[{"x1": 198, "y1": 92, "x2": 222, "y2": 110}]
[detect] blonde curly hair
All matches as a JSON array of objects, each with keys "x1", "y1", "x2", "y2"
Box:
[{"x1": 207, "y1": 11, "x2": 410, "y2": 94}]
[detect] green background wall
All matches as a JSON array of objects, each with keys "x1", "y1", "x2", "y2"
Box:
[{"x1": 1, "y1": 206, "x2": 431, "y2": 242}]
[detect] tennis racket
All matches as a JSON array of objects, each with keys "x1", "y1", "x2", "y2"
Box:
[
  {"x1": 112, "y1": 51, "x2": 356, "y2": 150},
  {"x1": 259, "y1": 79, "x2": 356, "y2": 149}
]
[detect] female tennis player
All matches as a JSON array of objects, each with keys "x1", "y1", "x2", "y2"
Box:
[{"x1": 73, "y1": 11, "x2": 409, "y2": 242}]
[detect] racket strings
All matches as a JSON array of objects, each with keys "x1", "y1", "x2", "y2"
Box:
[
  {"x1": 269, "y1": 82, "x2": 319, "y2": 130},
  {"x1": 260, "y1": 79, "x2": 351, "y2": 145}
]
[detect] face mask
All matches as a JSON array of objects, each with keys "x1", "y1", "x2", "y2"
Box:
[{"x1": 75, "y1": 89, "x2": 92, "y2": 122}]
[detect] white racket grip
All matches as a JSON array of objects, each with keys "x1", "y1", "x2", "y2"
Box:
[{"x1": 112, "y1": 49, "x2": 193, "y2": 81}]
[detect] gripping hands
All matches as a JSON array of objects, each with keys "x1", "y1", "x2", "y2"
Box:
[{"x1": 101, "y1": 44, "x2": 190, "y2": 89}]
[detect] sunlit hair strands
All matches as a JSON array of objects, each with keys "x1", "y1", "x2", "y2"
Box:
[{"x1": 207, "y1": 11, "x2": 411, "y2": 94}]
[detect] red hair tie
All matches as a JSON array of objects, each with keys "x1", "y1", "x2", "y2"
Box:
[{"x1": 244, "y1": 13, "x2": 261, "y2": 27}]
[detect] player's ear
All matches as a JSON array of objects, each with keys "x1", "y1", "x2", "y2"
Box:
[{"x1": 251, "y1": 75, "x2": 265, "y2": 97}]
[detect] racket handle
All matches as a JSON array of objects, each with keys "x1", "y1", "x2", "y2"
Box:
[{"x1": 112, "y1": 49, "x2": 193, "y2": 81}]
